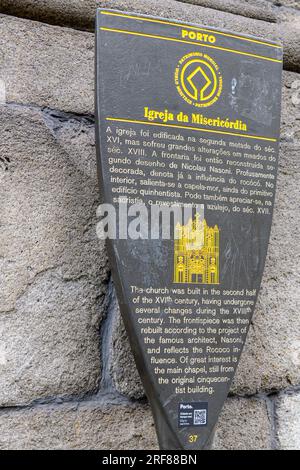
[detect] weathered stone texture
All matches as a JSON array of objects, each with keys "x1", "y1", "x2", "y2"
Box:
[
  {"x1": 0, "y1": 15, "x2": 94, "y2": 114},
  {"x1": 0, "y1": 0, "x2": 97, "y2": 30},
  {"x1": 281, "y1": 71, "x2": 300, "y2": 141},
  {"x1": 271, "y1": 0, "x2": 300, "y2": 10},
  {"x1": 0, "y1": 396, "x2": 270, "y2": 450},
  {"x1": 0, "y1": 0, "x2": 299, "y2": 29},
  {"x1": 231, "y1": 142, "x2": 300, "y2": 393},
  {"x1": 213, "y1": 397, "x2": 272, "y2": 450},
  {"x1": 281, "y1": 18, "x2": 300, "y2": 72},
  {"x1": 0, "y1": 401, "x2": 158, "y2": 450},
  {"x1": 109, "y1": 293, "x2": 144, "y2": 399},
  {"x1": 0, "y1": 105, "x2": 108, "y2": 405},
  {"x1": 179, "y1": 0, "x2": 277, "y2": 22},
  {"x1": 276, "y1": 392, "x2": 300, "y2": 450}
]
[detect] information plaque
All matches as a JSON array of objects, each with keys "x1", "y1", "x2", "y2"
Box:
[{"x1": 95, "y1": 8, "x2": 282, "y2": 450}]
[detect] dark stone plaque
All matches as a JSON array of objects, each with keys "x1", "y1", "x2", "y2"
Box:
[{"x1": 95, "y1": 8, "x2": 282, "y2": 450}]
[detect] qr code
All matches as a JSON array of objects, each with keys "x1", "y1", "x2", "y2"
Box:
[{"x1": 193, "y1": 409, "x2": 207, "y2": 425}]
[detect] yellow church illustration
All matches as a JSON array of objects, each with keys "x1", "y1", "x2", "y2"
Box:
[{"x1": 173, "y1": 213, "x2": 220, "y2": 284}]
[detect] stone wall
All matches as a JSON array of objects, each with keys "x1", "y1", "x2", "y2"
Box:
[{"x1": 0, "y1": 0, "x2": 299, "y2": 450}]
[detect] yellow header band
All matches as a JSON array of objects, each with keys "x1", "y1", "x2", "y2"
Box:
[
  {"x1": 106, "y1": 117, "x2": 277, "y2": 142},
  {"x1": 100, "y1": 27, "x2": 282, "y2": 64},
  {"x1": 181, "y1": 29, "x2": 216, "y2": 44}
]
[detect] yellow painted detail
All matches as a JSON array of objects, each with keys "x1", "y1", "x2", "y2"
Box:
[
  {"x1": 174, "y1": 213, "x2": 220, "y2": 285},
  {"x1": 106, "y1": 117, "x2": 277, "y2": 142},
  {"x1": 100, "y1": 10, "x2": 282, "y2": 50},
  {"x1": 175, "y1": 53, "x2": 222, "y2": 107},
  {"x1": 186, "y1": 65, "x2": 212, "y2": 101},
  {"x1": 100, "y1": 27, "x2": 282, "y2": 64}
]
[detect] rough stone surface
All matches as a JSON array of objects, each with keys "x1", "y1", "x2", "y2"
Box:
[
  {"x1": 0, "y1": 15, "x2": 94, "y2": 114},
  {"x1": 179, "y1": 0, "x2": 277, "y2": 22},
  {"x1": 186, "y1": 0, "x2": 300, "y2": 23},
  {"x1": 1, "y1": 0, "x2": 299, "y2": 28},
  {"x1": 270, "y1": 0, "x2": 300, "y2": 10},
  {"x1": 213, "y1": 397, "x2": 272, "y2": 450},
  {"x1": 280, "y1": 70, "x2": 300, "y2": 142},
  {"x1": 0, "y1": 0, "x2": 97, "y2": 30},
  {"x1": 281, "y1": 18, "x2": 300, "y2": 72},
  {"x1": 0, "y1": 401, "x2": 158, "y2": 450},
  {"x1": 0, "y1": 1, "x2": 158, "y2": 31},
  {"x1": 109, "y1": 291, "x2": 144, "y2": 399},
  {"x1": 0, "y1": 104, "x2": 109, "y2": 405},
  {"x1": 108, "y1": 71, "x2": 300, "y2": 399},
  {"x1": 0, "y1": 396, "x2": 270, "y2": 450},
  {"x1": 276, "y1": 391, "x2": 300, "y2": 450}
]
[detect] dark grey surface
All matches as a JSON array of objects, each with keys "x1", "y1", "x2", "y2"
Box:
[{"x1": 96, "y1": 8, "x2": 282, "y2": 450}]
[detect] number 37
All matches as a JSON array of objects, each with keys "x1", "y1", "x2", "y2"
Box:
[{"x1": 188, "y1": 434, "x2": 198, "y2": 443}]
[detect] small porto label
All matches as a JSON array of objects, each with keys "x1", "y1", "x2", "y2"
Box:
[{"x1": 178, "y1": 402, "x2": 208, "y2": 427}]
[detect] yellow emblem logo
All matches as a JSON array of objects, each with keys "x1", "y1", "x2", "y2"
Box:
[{"x1": 175, "y1": 52, "x2": 223, "y2": 108}]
